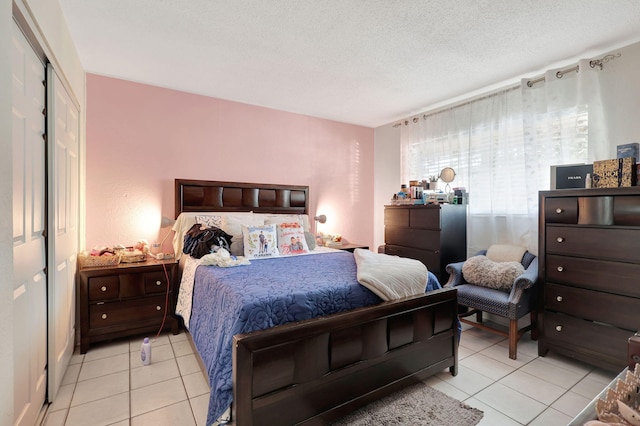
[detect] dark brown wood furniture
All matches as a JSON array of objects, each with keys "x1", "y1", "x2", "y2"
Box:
[
  {"x1": 538, "y1": 187, "x2": 640, "y2": 372},
  {"x1": 383, "y1": 204, "x2": 467, "y2": 282},
  {"x1": 174, "y1": 179, "x2": 458, "y2": 426},
  {"x1": 77, "y1": 258, "x2": 180, "y2": 354},
  {"x1": 335, "y1": 242, "x2": 368, "y2": 252}
]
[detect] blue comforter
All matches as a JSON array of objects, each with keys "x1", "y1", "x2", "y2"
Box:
[{"x1": 187, "y1": 251, "x2": 441, "y2": 425}]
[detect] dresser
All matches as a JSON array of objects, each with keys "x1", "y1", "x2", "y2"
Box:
[
  {"x1": 538, "y1": 187, "x2": 640, "y2": 371},
  {"x1": 77, "y1": 259, "x2": 180, "y2": 353},
  {"x1": 383, "y1": 204, "x2": 467, "y2": 282}
]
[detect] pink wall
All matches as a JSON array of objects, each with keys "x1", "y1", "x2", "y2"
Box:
[{"x1": 85, "y1": 74, "x2": 374, "y2": 253}]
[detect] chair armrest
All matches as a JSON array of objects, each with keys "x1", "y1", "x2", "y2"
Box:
[
  {"x1": 445, "y1": 261, "x2": 467, "y2": 287},
  {"x1": 509, "y1": 256, "x2": 539, "y2": 301}
]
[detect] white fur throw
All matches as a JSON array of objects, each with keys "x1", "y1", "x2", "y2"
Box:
[
  {"x1": 354, "y1": 248, "x2": 427, "y2": 301},
  {"x1": 462, "y1": 255, "x2": 525, "y2": 291},
  {"x1": 486, "y1": 244, "x2": 527, "y2": 263}
]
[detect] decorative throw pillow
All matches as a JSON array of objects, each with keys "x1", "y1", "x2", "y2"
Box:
[
  {"x1": 242, "y1": 224, "x2": 279, "y2": 259},
  {"x1": 461, "y1": 255, "x2": 525, "y2": 291},
  {"x1": 276, "y1": 223, "x2": 309, "y2": 255},
  {"x1": 304, "y1": 231, "x2": 316, "y2": 250},
  {"x1": 195, "y1": 215, "x2": 223, "y2": 229},
  {"x1": 223, "y1": 214, "x2": 264, "y2": 256}
]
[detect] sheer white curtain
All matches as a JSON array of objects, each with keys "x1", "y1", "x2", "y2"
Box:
[{"x1": 401, "y1": 59, "x2": 609, "y2": 256}]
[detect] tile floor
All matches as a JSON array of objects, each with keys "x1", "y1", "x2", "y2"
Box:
[{"x1": 41, "y1": 322, "x2": 618, "y2": 426}]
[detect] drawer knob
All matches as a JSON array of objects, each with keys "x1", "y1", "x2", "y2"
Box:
[
  {"x1": 555, "y1": 325, "x2": 563, "y2": 332},
  {"x1": 557, "y1": 266, "x2": 564, "y2": 272},
  {"x1": 156, "y1": 280, "x2": 162, "y2": 286},
  {"x1": 555, "y1": 208, "x2": 563, "y2": 214},
  {"x1": 101, "y1": 313, "x2": 107, "y2": 320},
  {"x1": 156, "y1": 305, "x2": 162, "y2": 311},
  {"x1": 556, "y1": 237, "x2": 564, "y2": 243},
  {"x1": 556, "y1": 296, "x2": 563, "y2": 302},
  {"x1": 101, "y1": 286, "x2": 107, "y2": 292}
]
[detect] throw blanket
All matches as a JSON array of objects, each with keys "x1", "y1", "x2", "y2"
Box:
[{"x1": 354, "y1": 248, "x2": 428, "y2": 301}]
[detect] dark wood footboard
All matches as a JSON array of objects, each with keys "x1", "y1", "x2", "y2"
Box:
[{"x1": 232, "y1": 287, "x2": 458, "y2": 426}]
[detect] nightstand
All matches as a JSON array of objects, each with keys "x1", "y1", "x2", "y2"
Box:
[
  {"x1": 77, "y1": 258, "x2": 180, "y2": 353},
  {"x1": 338, "y1": 243, "x2": 369, "y2": 252}
]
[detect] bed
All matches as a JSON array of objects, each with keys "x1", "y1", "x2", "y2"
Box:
[{"x1": 173, "y1": 179, "x2": 459, "y2": 426}]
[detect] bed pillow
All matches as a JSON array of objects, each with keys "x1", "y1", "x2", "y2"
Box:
[
  {"x1": 486, "y1": 244, "x2": 527, "y2": 263},
  {"x1": 195, "y1": 215, "x2": 224, "y2": 229},
  {"x1": 304, "y1": 231, "x2": 316, "y2": 250},
  {"x1": 262, "y1": 214, "x2": 311, "y2": 232},
  {"x1": 242, "y1": 224, "x2": 279, "y2": 259},
  {"x1": 222, "y1": 214, "x2": 264, "y2": 256},
  {"x1": 461, "y1": 255, "x2": 525, "y2": 291},
  {"x1": 276, "y1": 223, "x2": 309, "y2": 255}
]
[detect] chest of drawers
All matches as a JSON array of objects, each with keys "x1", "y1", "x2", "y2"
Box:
[
  {"x1": 77, "y1": 259, "x2": 180, "y2": 353},
  {"x1": 384, "y1": 204, "x2": 467, "y2": 282},
  {"x1": 539, "y1": 187, "x2": 640, "y2": 371}
]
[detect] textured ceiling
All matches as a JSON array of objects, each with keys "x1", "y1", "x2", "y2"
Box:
[{"x1": 58, "y1": 0, "x2": 640, "y2": 128}]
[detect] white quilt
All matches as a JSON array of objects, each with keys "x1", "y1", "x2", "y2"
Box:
[{"x1": 353, "y1": 248, "x2": 428, "y2": 301}]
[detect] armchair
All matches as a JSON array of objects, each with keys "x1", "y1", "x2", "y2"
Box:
[{"x1": 445, "y1": 248, "x2": 539, "y2": 360}]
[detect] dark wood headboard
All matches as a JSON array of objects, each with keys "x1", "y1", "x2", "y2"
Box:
[{"x1": 175, "y1": 179, "x2": 309, "y2": 217}]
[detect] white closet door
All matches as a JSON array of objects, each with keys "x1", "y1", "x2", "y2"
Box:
[
  {"x1": 47, "y1": 64, "x2": 80, "y2": 401},
  {"x1": 12, "y1": 21, "x2": 47, "y2": 426}
]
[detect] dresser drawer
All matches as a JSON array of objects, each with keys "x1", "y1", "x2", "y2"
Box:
[
  {"x1": 384, "y1": 244, "x2": 440, "y2": 274},
  {"x1": 545, "y1": 283, "x2": 640, "y2": 329},
  {"x1": 118, "y1": 273, "x2": 146, "y2": 298},
  {"x1": 384, "y1": 208, "x2": 409, "y2": 227},
  {"x1": 88, "y1": 276, "x2": 120, "y2": 301},
  {"x1": 545, "y1": 226, "x2": 640, "y2": 262},
  {"x1": 545, "y1": 198, "x2": 578, "y2": 223},
  {"x1": 546, "y1": 254, "x2": 640, "y2": 298},
  {"x1": 144, "y1": 271, "x2": 169, "y2": 294},
  {"x1": 543, "y1": 311, "x2": 633, "y2": 367},
  {"x1": 409, "y1": 209, "x2": 440, "y2": 229},
  {"x1": 89, "y1": 295, "x2": 167, "y2": 329},
  {"x1": 384, "y1": 228, "x2": 440, "y2": 251}
]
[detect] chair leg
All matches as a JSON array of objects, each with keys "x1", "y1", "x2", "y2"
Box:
[
  {"x1": 476, "y1": 310, "x2": 483, "y2": 323},
  {"x1": 530, "y1": 310, "x2": 539, "y2": 341},
  {"x1": 509, "y1": 319, "x2": 518, "y2": 360}
]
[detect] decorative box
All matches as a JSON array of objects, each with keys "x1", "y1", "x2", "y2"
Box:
[
  {"x1": 553, "y1": 164, "x2": 593, "y2": 189},
  {"x1": 593, "y1": 158, "x2": 636, "y2": 188},
  {"x1": 617, "y1": 143, "x2": 639, "y2": 160}
]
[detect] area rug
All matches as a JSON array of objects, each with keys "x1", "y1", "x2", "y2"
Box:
[{"x1": 332, "y1": 382, "x2": 484, "y2": 425}]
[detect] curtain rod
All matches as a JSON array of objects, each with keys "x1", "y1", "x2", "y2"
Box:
[{"x1": 393, "y1": 52, "x2": 621, "y2": 128}]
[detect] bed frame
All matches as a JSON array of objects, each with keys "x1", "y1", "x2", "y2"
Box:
[{"x1": 175, "y1": 179, "x2": 458, "y2": 425}]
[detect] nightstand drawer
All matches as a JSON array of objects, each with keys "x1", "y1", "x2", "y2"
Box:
[
  {"x1": 144, "y1": 271, "x2": 169, "y2": 294},
  {"x1": 88, "y1": 276, "x2": 120, "y2": 301},
  {"x1": 90, "y1": 295, "x2": 167, "y2": 329}
]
